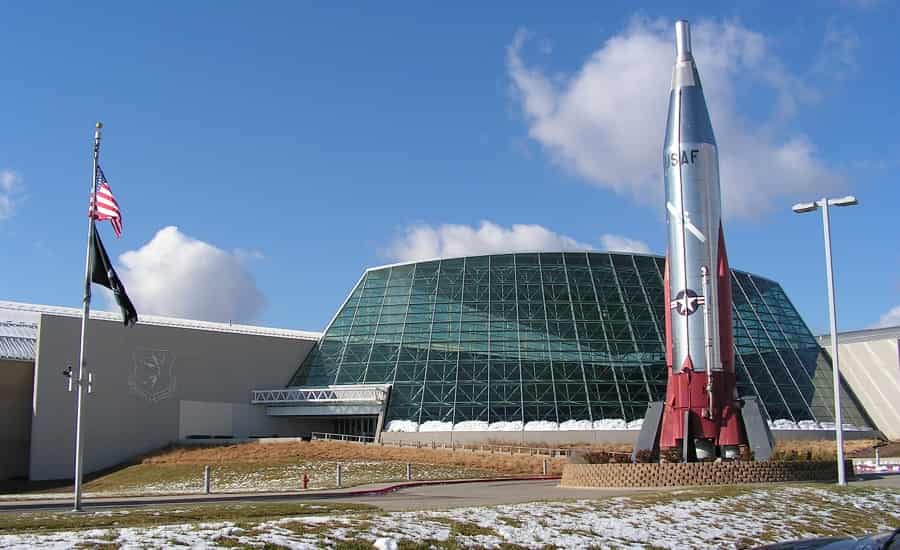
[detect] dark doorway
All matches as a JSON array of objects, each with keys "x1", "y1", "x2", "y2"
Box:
[{"x1": 334, "y1": 416, "x2": 377, "y2": 439}]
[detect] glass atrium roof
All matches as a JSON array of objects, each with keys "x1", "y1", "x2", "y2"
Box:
[{"x1": 289, "y1": 252, "x2": 869, "y2": 428}]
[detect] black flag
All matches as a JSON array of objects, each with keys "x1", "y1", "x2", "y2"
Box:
[{"x1": 91, "y1": 230, "x2": 138, "y2": 326}]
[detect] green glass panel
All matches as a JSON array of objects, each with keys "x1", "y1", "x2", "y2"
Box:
[{"x1": 287, "y1": 254, "x2": 871, "y2": 429}]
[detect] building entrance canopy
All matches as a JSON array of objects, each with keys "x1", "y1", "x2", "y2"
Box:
[{"x1": 252, "y1": 384, "x2": 389, "y2": 417}]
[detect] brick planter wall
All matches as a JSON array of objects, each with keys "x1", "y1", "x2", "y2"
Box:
[{"x1": 561, "y1": 460, "x2": 854, "y2": 488}]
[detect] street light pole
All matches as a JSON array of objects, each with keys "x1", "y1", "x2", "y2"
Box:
[
  {"x1": 792, "y1": 195, "x2": 857, "y2": 487},
  {"x1": 820, "y1": 199, "x2": 846, "y2": 486}
]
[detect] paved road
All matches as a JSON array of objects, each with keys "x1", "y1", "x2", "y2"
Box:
[
  {"x1": 328, "y1": 480, "x2": 655, "y2": 511},
  {"x1": 0, "y1": 474, "x2": 896, "y2": 514}
]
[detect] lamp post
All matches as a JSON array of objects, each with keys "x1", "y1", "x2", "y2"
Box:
[{"x1": 792, "y1": 195, "x2": 858, "y2": 486}]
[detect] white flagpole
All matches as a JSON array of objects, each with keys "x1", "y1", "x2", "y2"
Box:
[{"x1": 73, "y1": 121, "x2": 102, "y2": 512}]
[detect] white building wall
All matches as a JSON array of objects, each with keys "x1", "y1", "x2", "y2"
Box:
[
  {"x1": 30, "y1": 313, "x2": 317, "y2": 480},
  {"x1": 835, "y1": 337, "x2": 900, "y2": 440}
]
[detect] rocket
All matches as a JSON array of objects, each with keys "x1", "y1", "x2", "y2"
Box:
[{"x1": 659, "y1": 20, "x2": 745, "y2": 456}]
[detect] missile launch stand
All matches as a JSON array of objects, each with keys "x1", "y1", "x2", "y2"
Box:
[{"x1": 631, "y1": 397, "x2": 774, "y2": 462}]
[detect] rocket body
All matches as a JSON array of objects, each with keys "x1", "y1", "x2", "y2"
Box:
[{"x1": 659, "y1": 21, "x2": 744, "y2": 450}]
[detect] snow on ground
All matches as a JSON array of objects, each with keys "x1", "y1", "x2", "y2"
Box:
[
  {"x1": 387, "y1": 416, "x2": 860, "y2": 432},
  {"x1": 384, "y1": 420, "x2": 417, "y2": 432},
  {"x1": 523, "y1": 421, "x2": 558, "y2": 431},
  {"x1": 769, "y1": 419, "x2": 867, "y2": 431},
  {"x1": 2, "y1": 486, "x2": 897, "y2": 549},
  {"x1": 487, "y1": 421, "x2": 523, "y2": 431},
  {"x1": 559, "y1": 419, "x2": 593, "y2": 430},
  {"x1": 453, "y1": 421, "x2": 489, "y2": 431},
  {"x1": 386, "y1": 418, "x2": 644, "y2": 432},
  {"x1": 418, "y1": 421, "x2": 453, "y2": 432},
  {"x1": 855, "y1": 462, "x2": 900, "y2": 474},
  {"x1": 593, "y1": 418, "x2": 627, "y2": 430}
]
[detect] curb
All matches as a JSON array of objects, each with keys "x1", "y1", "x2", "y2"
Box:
[{"x1": 0, "y1": 475, "x2": 562, "y2": 513}]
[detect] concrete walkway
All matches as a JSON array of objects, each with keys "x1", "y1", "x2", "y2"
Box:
[{"x1": 326, "y1": 479, "x2": 656, "y2": 511}]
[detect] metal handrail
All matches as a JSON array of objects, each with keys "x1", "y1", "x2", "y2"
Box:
[
  {"x1": 311, "y1": 431, "x2": 376, "y2": 443},
  {"x1": 379, "y1": 440, "x2": 586, "y2": 458},
  {"x1": 309, "y1": 431, "x2": 628, "y2": 459}
]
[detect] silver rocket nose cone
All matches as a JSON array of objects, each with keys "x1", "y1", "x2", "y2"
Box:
[{"x1": 675, "y1": 20, "x2": 692, "y2": 61}]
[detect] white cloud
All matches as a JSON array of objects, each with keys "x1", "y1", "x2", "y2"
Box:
[
  {"x1": 599, "y1": 233, "x2": 652, "y2": 254},
  {"x1": 0, "y1": 170, "x2": 23, "y2": 221},
  {"x1": 385, "y1": 221, "x2": 593, "y2": 262},
  {"x1": 113, "y1": 226, "x2": 265, "y2": 323},
  {"x1": 507, "y1": 19, "x2": 841, "y2": 220},
  {"x1": 814, "y1": 21, "x2": 860, "y2": 81},
  {"x1": 233, "y1": 248, "x2": 265, "y2": 262},
  {"x1": 875, "y1": 305, "x2": 900, "y2": 328}
]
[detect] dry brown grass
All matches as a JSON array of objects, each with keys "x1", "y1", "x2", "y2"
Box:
[
  {"x1": 141, "y1": 440, "x2": 567, "y2": 475},
  {"x1": 773, "y1": 438, "x2": 881, "y2": 461}
]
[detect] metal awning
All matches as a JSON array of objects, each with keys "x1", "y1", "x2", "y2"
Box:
[
  {"x1": 251, "y1": 384, "x2": 390, "y2": 417},
  {"x1": 0, "y1": 321, "x2": 37, "y2": 361}
]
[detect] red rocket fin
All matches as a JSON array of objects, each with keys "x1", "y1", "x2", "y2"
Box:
[{"x1": 717, "y1": 223, "x2": 734, "y2": 373}]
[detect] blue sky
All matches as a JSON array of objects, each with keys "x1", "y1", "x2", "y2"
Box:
[{"x1": 0, "y1": 1, "x2": 897, "y2": 334}]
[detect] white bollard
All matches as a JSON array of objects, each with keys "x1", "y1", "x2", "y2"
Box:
[
  {"x1": 203, "y1": 465, "x2": 211, "y2": 494},
  {"x1": 406, "y1": 463, "x2": 412, "y2": 481},
  {"x1": 542, "y1": 459, "x2": 549, "y2": 476},
  {"x1": 336, "y1": 463, "x2": 343, "y2": 488}
]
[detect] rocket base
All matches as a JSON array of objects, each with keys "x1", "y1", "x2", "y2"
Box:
[{"x1": 659, "y1": 371, "x2": 744, "y2": 450}]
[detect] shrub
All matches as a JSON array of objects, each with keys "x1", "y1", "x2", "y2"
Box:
[
  {"x1": 739, "y1": 446, "x2": 755, "y2": 462},
  {"x1": 610, "y1": 453, "x2": 632, "y2": 464},
  {"x1": 660, "y1": 447, "x2": 683, "y2": 462},
  {"x1": 634, "y1": 449, "x2": 658, "y2": 463},
  {"x1": 772, "y1": 449, "x2": 801, "y2": 462},
  {"x1": 584, "y1": 451, "x2": 611, "y2": 464}
]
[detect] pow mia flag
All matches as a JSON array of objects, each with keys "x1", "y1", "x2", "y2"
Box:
[{"x1": 91, "y1": 230, "x2": 138, "y2": 327}]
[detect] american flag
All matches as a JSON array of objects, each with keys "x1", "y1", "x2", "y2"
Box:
[{"x1": 90, "y1": 166, "x2": 123, "y2": 238}]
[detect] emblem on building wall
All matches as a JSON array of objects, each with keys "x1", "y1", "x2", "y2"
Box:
[{"x1": 129, "y1": 349, "x2": 177, "y2": 403}]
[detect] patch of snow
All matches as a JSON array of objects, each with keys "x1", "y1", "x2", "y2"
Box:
[
  {"x1": 2, "y1": 487, "x2": 899, "y2": 549},
  {"x1": 418, "y1": 421, "x2": 453, "y2": 432},
  {"x1": 373, "y1": 537, "x2": 399, "y2": 550},
  {"x1": 768, "y1": 419, "x2": 867, "y2": 431},
  {"x1": 487, "y1": 421, "x2": 523, "y2": 431},
  {"x1": 524, "y1": 421, "x2": 558, "y2": 431},
  {"x1": 377, "y1": 417, "x2": 650, "y2": 434},
  {"x1": 558, "y1": 419, "x2": 593, "y2": 431},
  {"x1": 385, "y1": 420, "x2": 418, "y2": 432},
  {"x1": 453, "y1": 420, "x2": 489, "y2": 431},
  {"x1": 770, "y1": 418, "x2": 799, "y2": 430},
  {"x1": 594, "y1": 418, "x2": 627, "y2": 430}
]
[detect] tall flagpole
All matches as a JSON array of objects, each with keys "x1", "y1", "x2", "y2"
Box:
[{"x1": 73, "y1": 121, "x2": 102, "y2": 512}]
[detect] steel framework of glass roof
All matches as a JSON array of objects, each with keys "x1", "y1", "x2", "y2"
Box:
[{"x1": 289, "y1": 252, "x2": 869, "y2": 428}]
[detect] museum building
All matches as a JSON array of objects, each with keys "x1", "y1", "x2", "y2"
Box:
[{"x1": 0, "y1": 251, "x2": 886, "y2": 481}]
